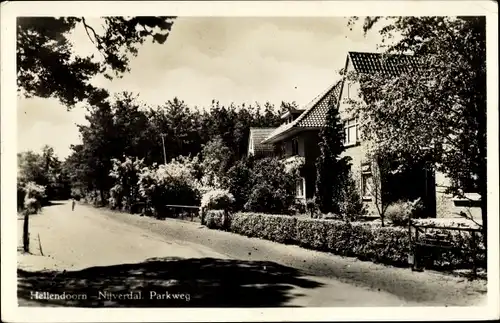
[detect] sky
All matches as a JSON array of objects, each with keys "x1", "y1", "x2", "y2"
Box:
[{"x1": 17, "y1": 16, "x2": 385, "y2": 159}]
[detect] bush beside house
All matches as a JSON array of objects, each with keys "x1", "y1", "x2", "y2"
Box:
[{"x1": 203, "y1": 211, "x2": 485, "y2": 269}]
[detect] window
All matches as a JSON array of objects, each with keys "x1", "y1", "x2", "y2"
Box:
[
  {"x1": 291, "y1": 137, "x2": 299, "y2": 156},
  {"x1": 344, "y1": 118, "x2": 359, "y2": 146},
  {"x1": 296, "y1": 177, "x2": 306, "y2": 198},
  {"x1": 361, "y1": 163, "x2": 373, "y2": 200},
  {"x1": 361, "y1": 174, "x2": 373, "y2": 199},
  {"x1": 454, "y1": 173, "x2": 480, "y2": 194}
]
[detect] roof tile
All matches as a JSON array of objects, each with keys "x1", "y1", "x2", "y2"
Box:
[
  {"x1": 249, "y1": 128, "x2": 276, "y2": 154},
  {"x1": 349, "y1": 51, "x2": 418, "y2": 75}
]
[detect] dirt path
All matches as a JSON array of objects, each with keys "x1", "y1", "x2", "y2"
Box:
[{"x1": 17, "y1": 201, "x2": 486, "y2": 307}]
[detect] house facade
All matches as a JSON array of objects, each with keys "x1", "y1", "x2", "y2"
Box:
[{"x1": 253, "y1": 51, "x2": 481, "y2": 219}]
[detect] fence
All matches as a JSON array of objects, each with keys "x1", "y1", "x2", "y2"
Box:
[{"x1": 408, "y1": 220, "x2": 485, "y2": 276}]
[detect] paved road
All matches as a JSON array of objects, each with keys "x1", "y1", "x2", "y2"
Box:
[{"x1": 17, "y1": 201, "x2": 486, "y2": 307}]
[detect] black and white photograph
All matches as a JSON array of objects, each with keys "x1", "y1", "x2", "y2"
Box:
[{"x1": 1, "y1": 1, "x2": 499, "y2": 322}]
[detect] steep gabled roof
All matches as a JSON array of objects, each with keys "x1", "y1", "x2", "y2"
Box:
[
  {"x1": 249, "y1": 127, "x2": 276, "y2": 155},
  {"x1": 262, "y1": 81, "x2": 342, "y2": 144},
  {"x1": 262, "y1": 51, "x2": 417, "y2": 144},
  {"x1": 348, "y1": 51, "x2": 418, "y2": 75}
]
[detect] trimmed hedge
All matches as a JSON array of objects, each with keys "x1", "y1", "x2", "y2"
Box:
[
  {"x1": 203, "y1": 211, "x2": 485, "y2": 269},
  {"x1": 230, "y1": 212, "x2": 297, "y2": 244}
]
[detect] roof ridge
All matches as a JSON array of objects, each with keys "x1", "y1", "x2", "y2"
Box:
[
  {"x1": 250, "y1": 127, "x2": 277, "y2": 130},
  {"x1": 348, "y1": 50, "x2": 413, "y2": 56}
]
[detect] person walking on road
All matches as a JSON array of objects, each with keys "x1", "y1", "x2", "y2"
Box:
[{"x1": 71, "y1": 198, "x2": 76, "y2": 211}]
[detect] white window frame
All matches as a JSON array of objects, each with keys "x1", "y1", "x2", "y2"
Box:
[
  {"x1": 296, "y1": 177, "x2": 306, "y2": 199},
  {"x1": 361, "y1": 163, "x2": 373, "y2": 201},
  {"x1": 344, "y1": 118, "x2": 359, "y2": 146}
]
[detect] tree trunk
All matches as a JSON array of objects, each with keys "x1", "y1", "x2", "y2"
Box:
[
  {"x1": 480, "y1": 188, "x2": 487, "y2": 252},
  {"x1": 100, "y1": 189, "x2": 105, "y2": 207},
  {"x1": 23, "y1": 212, "x2": 30, "y2": 253}
]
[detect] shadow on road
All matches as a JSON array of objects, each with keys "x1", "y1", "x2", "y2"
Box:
[{"x1": 18, "y1": 257, "x2": 323, "y2": 307}]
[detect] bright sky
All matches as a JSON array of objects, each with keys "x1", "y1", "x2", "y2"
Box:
[{"x1": 17, "y1": 17, "x2": 385, "y2": 159}]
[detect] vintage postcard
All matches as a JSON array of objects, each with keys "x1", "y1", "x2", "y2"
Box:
[{"x1": 1, "y1": 1, "x2": 499, "y2": 322}]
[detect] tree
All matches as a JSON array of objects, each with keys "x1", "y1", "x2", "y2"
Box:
[
  {"x1": 17, "y1": 17, "x2": 176, "y2": 108},
  {"x1": 149, "y1": 98, "x2": 204, "y2": 163},
  {"x1": 347, "y1": 16, "x2": 487, "y2": 246},
  {"x1": 18, "y1": 146, "x2": 70, "y2": 202},
  {"x1": 315, "y1": 100, "x2": 351, "y2": 215},
  {"x1": 70, "y1": 100, "x2": 117, "y2": 204},
  {"x1": 200, "y1": 136, "x2": 232, "y2": 188}
]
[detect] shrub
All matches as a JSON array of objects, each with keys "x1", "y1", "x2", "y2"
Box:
[
  {"x1": 306, "y1": 198, "x2": 319, "y2": 218},
  {"x1": 138, "y1": 157, "x2": 201, "y2": 218},
  {"x1": 295, "y1": 219, "x2": 328, "y2": 250},
  {"x1": 204, "y1": 209, "x2": 231, "y2": 230},
  {"x1": 201, "y1": 189, "x2": 235, "y2": 211},
  {"x1": 22, "y1": 182, "x2": 46, "y2": 214},
  {"x1": 339, "y1": 172, "x2": 366, "y2": 221},
  {"x1": 243, "y1": 158, "x2": 298, "y2": 214},
  {"x1": 223, "y1": 157, "x2": 254, "y2": 211},
  {"x1": 230, "y1": 212, "x2": 297, "y2": 244},
  {"x1": 289, "y1": 199, "x2": 306, "y2": 215},
  {"x1": 108, "y1": 156, "x2": 145, "y2": 212},
  {"x1": 386, "y1": 198, "x2": 423, "y2": 226}
]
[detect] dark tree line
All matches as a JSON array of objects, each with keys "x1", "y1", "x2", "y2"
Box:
[{"x1": 63, "y1": 93, "x2": 287, "y2": 204}]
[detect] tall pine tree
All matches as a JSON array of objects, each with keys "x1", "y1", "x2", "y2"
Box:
[{"x1": 315, "y1": 98, "x2": 352, "y2": 214}]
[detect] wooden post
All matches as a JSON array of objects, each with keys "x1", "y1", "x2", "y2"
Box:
[
  {"x1": 471, "y1": 231, "x2": 477, "y2": 278},
  {"x1": 38, "y1": 233, "x2": 44, "y2": 256},
  {"x1": 414, "y1": 226, "x2": 420, "y2": 271},
  {"x1": 23, "y1": 211, "x2": 30, "y2": 253},
  {"x1": 408, "y1": 217, "x2": 412, "y2": 267}
]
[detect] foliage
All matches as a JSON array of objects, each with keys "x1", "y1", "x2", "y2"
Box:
[
  {"x1": 65, "y1": 98, "x2": 282, "y2": 206},
  {"x1": 223, "y1": 157, "x2": 255, "y2": 211},
  {"x1": 281, "y1": 155, "x2": 305, "y2": 175},
  {"x1": 339, "y1": 172, "x2": 366, "y2": 221},
  {"x1": 17, "y1": 17, "x2": 176, "y2": 107},
  {"x1": 229, "y1": 212, "x2": 298, "y2": 244},
  {"x1": 386, "y1": 198, "x2": 424, "y2": 226},
  {"x1": 22, "y1": 181, "x2": 46, "y2": 214},
  {"x1": 200, "y1": 137, "x2": 232, "y2": 188},
  {"x1": 347, "y1": 16, "x2": 487, "y2": 245},
  {"x1": 306, "y1": 198, "x2": 319, "y2": 218},
  {"x1": 243, "y1": 157, "x2": 298, "y2": 214},
  {"x1": 315, "y1": 100, "x2": 351, "y2": 214},
  {"x1": 204, "y1": 210, "x2": 231, "y2": 231},
  {"x1": 201, "y1": 189, "x2": 235, "y2": 211},
  {"x1": 18, "y1": 146, "x2": 71, "y2": 203},
  {"x1": 206, "y1": 211, "x2": 485, "y2": 269},
  {"x1": 146, "y1": 98, "x2": 204, "y2": 164},
  {"x1": 138, "y1": 156, "x2": 201, "y2": 218},
  {"x1": 108, "y1": 156, "x2": 145, "y2": 212}
]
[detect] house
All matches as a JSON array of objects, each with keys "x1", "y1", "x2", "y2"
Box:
[
  {"x1": 247, "y1": 128, "x2": 276, "y2": 158},
  {"x1": 255, "y1": 51, "x2": 480, "y2": 219}
]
